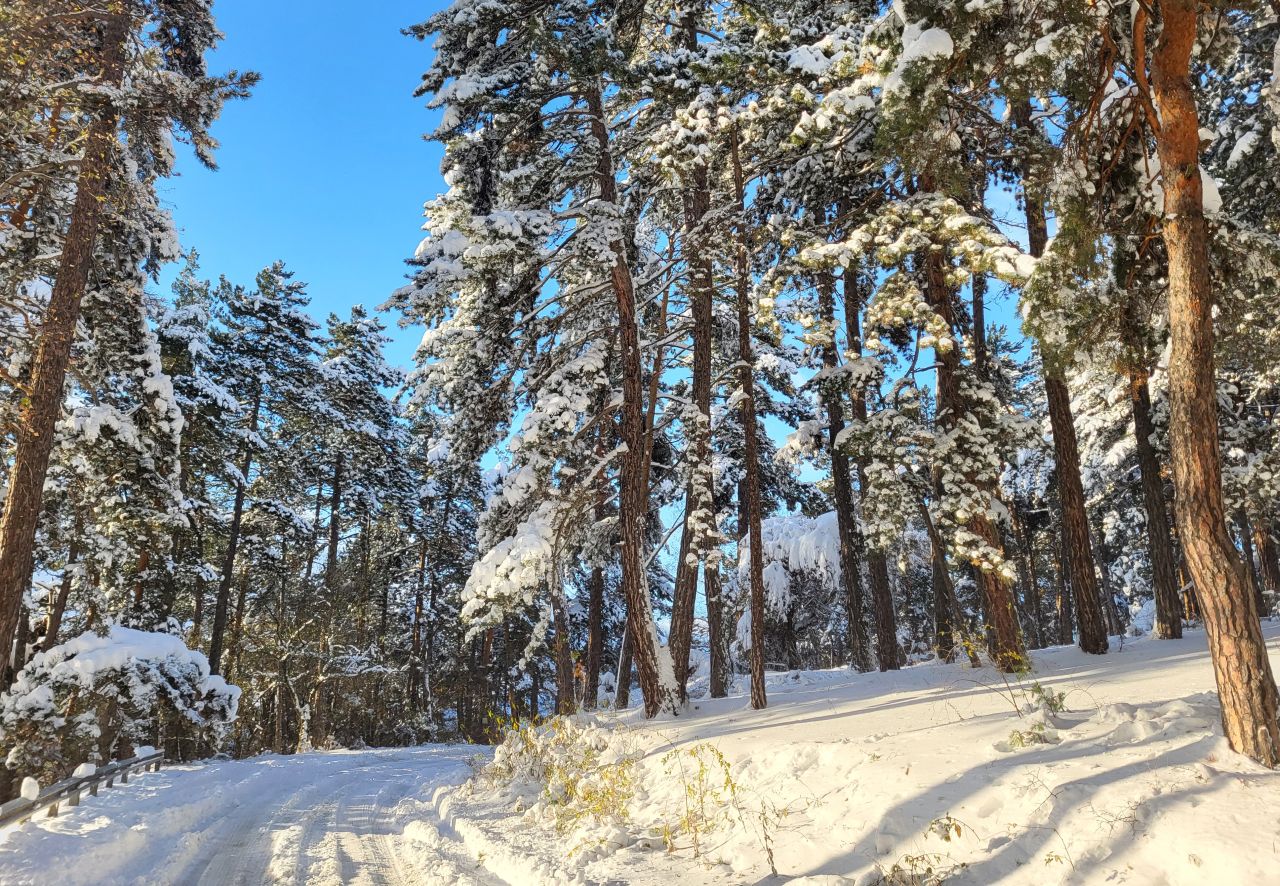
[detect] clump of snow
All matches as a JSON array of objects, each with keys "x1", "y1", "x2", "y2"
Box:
[
  {"x1": 19, "y1": 777, "x2": 39, "y2": 801},
  {"x1": 72, "y1": 763, "x2": 97, "y2": 778},
  {"x1": 884, "y1": 21, "x2": 954, "y2": 95},
  {"x1": 1129, "y1": 598, "x2": 1157, "y2": 636},
  {"x1": 1227, "y1": 130, "x2": 1260, "y2": 168}
]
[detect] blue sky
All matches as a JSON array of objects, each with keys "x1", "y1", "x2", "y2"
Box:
[{"x1": 156, "y1": 1, "x2": 449, "y2": 367}]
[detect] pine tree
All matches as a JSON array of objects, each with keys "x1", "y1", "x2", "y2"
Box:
[
  {"x1": 206, "y1": 263, "x2": 320, "y2": 675},
  {"x1": 0, "y1": 1, "x2": 255, "y2": 674},
  {"x1": 1148, "y1": 0, "x2": 1280, "y2": 767}
]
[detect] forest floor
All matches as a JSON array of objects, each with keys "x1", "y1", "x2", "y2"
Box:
[{"x1": 2, "y1": 623, "x2": 1279, "y2": 885}]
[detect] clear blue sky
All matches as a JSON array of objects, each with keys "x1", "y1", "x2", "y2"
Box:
[{"x1": 156, "y1": 1, "x2": 448, "y2": 368}]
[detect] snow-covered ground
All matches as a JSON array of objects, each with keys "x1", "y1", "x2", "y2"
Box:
[
  {"x1": 3, "y1": 625, "x2": 1279, "y2": 885},
  {"x1": 432, "y1": 623, "x2": 1280, "y2": 885},
  {"x1": 0, "y1": 746, "x2": 486, "y2": 886}
]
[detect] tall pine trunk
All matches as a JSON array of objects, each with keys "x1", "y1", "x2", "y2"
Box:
[
  {"x1": 842, "y1": 269, "x2": 899, "y2": 670},
  {"x1": 209, "y1": 392, "x2": 260, "y2": 674},
  {"x1": 921, "y1": 245, "x2": 1025, "y2": 671},
  {"x1": 667, "y1": 10, "x2": 717, "y2": 700},
  {"x1": 42, "y1": 537, "x2": 79, "y2": 652},
  {"x1": 705, "y1": 559, "x2": 729, "y2": 696},
  {"x1": 409, "y1": 536, "x2": 427, "y2": 712},
  {"x1": 584, "y1": 437, "x2": 606, "y2": 709},
  {"x1": 1235, "y1": 511, "x2": 1265, "y2": 612},
  {"x1": 1011, "y1": 505, "x2": 1045, "y2": 649},
  {"x1": 1045, "y1": 375, "x2": 1108, "y2": 653},
  {"x1": 1129, "y1": 370, "x2": 1183, "y2": 637},
  {"x1": 325, "y1": 453, "x2": 343, "y2": 587},
  {"x1": 1151, "y1": 0, "x2": 1280, "y2": 766},
  {"x1": 730, "y1": 128, "x2": 767, "y2": 710},
  {"x1": 1019, "y1": 142, "x2": 1107, "y2": 656},
  {"x1": 584, "y1": 565, "x2": 604, "y2": 709},
  {"x1": 0, "y1": 11, "x2": 129, "y2": 672},
  {"x1": 585, "y1": 87, "x2": 677, "y2": 718},
  {"x1": 1055, "y1": 522, "x2": 1075, "y2": 645},
  {"x1": 818, "y1": 272, "x2": 872, "y2": 671},
  {"x1": 551, "y1": 590, "x2": 575, "y2": 715},
  {"x1": 614, "y1": 621, "x2": 634, "y2": 709},
  {"x1": 1254, "y1": 522, "x2": 1280, "y2": 604}
]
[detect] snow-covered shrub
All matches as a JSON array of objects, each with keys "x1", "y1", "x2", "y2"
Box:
[
  {"x1": 0, "y1": 627, "x2": 239, "y2": 784},
  {"x1": 481, "y1": 717, "x2": 639, "y2": 837}
]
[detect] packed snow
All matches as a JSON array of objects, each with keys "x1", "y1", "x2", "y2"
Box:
[
  {"x1": 3, "y1": 624, "x2": 1278, "y2": 884},
  {"x1": 0, "y1": 747, "x2": 481, "y2": 886}
]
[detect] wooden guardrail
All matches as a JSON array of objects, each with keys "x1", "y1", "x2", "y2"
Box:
[{"x1": 0, "y1": 751, "x2": 164, "y2": 829}]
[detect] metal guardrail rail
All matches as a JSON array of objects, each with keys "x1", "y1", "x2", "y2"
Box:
[{"x1": 0, "y1": 751, "x2": 163, "y2": 829}]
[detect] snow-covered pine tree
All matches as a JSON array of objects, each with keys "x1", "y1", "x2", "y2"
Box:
[
  {"x1": 204, "y1": 263, "x2": 321, "y2": 676},
  {"x1": 0, "y1": 0, "x2": 255, "y2": 676}
]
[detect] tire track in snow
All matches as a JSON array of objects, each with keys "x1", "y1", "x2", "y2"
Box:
[
  {"x1": 180, "y1": 761, "x2": 365, "y2": 885},
  {"x1": 0, "y1": 747, "x2": 510, "y2": 886}
]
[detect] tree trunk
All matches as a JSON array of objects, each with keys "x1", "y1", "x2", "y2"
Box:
[
  {"x1": 577, "y1": 565, "x2": 601, "y2": 711},
  {"x1": 274, "y1": 677, "x2": 287, "y2": 754},
  {"x1": 585, "y1": 86, "x2": 677, "y2": 718},
  {"x1": 920, "y1": 239, "x2": 1025, "y2": 671},
  {"x1": 1255, "y1": 522, "x2": 1280, "y2": 604},
  {"x1": 730, "y1": 128, "x2": 767, "y2": 711},
  {"x1": 552, "y1": 590, "x2": 575, "y2": 715},
  {"x1": 1236, "y1": 511, "x2": 1265, "y2": 612},
  {"x1": 228, "y1": 568, "x2": 251, "y2": 682},
  {"x1": 210, "y1": 392, "x2": 260, "y2": 675},
  {"x1": 409, "y1": 536, "x2": 426, "y2": 711},
  {"x1": 669, "y1": 515, "x2": 698, "y2": 698},
  {"x1": 1019, "y1": 141, "x2": 1107, "y2": 656},
  {"x1": 920, "y1": 498, "x2": 981, "y2": 666},
  {"x1": 1011, "y1": 506, "x2": 1044, "y2": 649},
  {"x1": 927, "y1": 510, "x2": 956, "y2": 661},
  {"x1": 1056, "y1": 522, "x2": 1075, "y2": 645},
  {"x1": 325, "y1": 453, "x2": 343, "y2": 589},
  {"x1": 1151, "y1": 0, "x2": 1280, "y2": 766},
  {"x1": 667, "y1": 10, "x2": 717, "y2": 701},
  {"x1": 818, "y1": 272, "x2": 872, "y2": 671},
  {"x1": 0, "y1": 12, "x2": 129, "y2": 673},
  {"x1": 705, "y1": 559, "x2": 729, "y2": 697},
  {"x1": 8, "y1": 604, "x2": 30, "y2": 684},
  {"x1": 614, "y1": 621, "x2": 633, "y2": 709},
  {"x1": 1128, "y1": 370, "x2": 1184, "y2": 637},
  {"x1": 1090, "y1": 521, "x2": 1125, "y2": 636},
  {"x1": 841, "y1": 267, "x2": 898, "y2": 670},
  {"x1": 42, "y1": 539, "x2": 79, "y2": 652},
  {"x1": 1044, "y1": 375, "x2": 1109, "y2": 653},
  {"x1": 191, "y1": 519, "x2": 205, "y2": 646}
]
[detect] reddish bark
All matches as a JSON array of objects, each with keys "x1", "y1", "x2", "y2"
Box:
[
  {"x1": 585, "y1": 87, "x2": 676, "y2": 718},
  {"x1": 1151, "y1": 0, "x2": 1280, "y2": 766}
]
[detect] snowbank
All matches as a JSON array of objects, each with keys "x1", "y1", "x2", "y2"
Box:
[{"x1": 409, "y1": 623, "x2": 1280, "y2": 884}]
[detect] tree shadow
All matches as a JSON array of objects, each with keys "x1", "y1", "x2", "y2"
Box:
[{"x1": 769, "y1": 715, "x2": 1271, "y2": 883}]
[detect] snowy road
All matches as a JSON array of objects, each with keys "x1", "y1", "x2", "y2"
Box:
[{"x1": 0, "y1": 745, "x2": 495, "y2": 886}]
